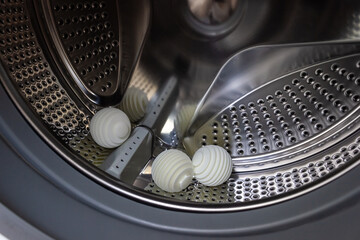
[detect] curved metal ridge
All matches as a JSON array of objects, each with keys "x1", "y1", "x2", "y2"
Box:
[
  {"x1": 37, "y1": 0, "x2": 150, "y2": 106},
  {"x1": 188, "y1": 54, "x2": 360, "y2": 172},
  {"x1": 40, "y1": 0, "x2": 122, "y2": 104}
]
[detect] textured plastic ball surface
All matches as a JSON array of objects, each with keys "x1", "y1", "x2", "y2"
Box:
[
  {"x1": 152, "y1": 149, "x2": 194, "y2": 193},
  {"x1": 119, "y1": 87, "x2": 148, "y2": 122},
  {"x1": 90, "y1": 108, "x2": 131, "y2": 148},
  {"x1": 192, "y1": 145, "x2": 233, "y2": 186},
  {"x1": 174, "y1": 104, "x2": 196, "y2": 138}
]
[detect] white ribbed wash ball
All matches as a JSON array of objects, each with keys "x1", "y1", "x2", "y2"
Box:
[
  {"x1": 119, "y1": 87, "x2": 148, "y2": 122},
  {"x1": 90, "y1": 108, "x2": 131, "y2": 148},
  {"x1": 192, "y1": 145, "x2": 232, "y2": 186},
  {"x1": 152, "y1": 149, "x2": 194, "y2": 192}
]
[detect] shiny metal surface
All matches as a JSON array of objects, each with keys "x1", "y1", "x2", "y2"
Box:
[
  {"x1": 186, "y1": 52, "x2": 360, "y2": 166},
  {"x1": 1, "y1": 0, "x2": 360, "y2": 211},
  {"x1": 38, "y1": 0, "x2": 150, "y2": 107},
  {"x1": 182, "y1": 0, "x2": 244, "y2": 38},
  {"x1": 187, "y1": 0, "x2": 238, "y2": 25},
  {"x1": 149, "y1": 0, "x2": 360, "y2": 114},
  {"x1": 139, "y1": 0, "x2": 360, "y2": 205},
  {"x1": 187, "y1": 43, "x2": 360, "y2": 135}
]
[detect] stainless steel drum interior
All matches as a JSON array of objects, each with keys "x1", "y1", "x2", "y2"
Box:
[{"x1": 1, "y1": 0, "x2": 360, "y2": 212}]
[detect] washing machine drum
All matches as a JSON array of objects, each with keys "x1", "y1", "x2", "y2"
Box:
[{"x1": 1, "y1": 0, "x2": 360, "y2": 239}]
